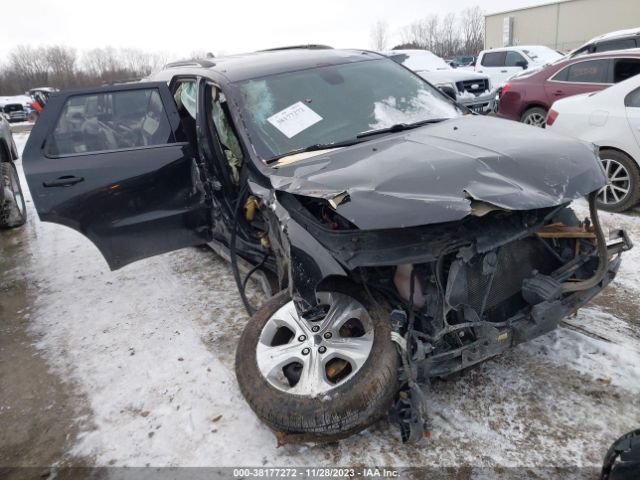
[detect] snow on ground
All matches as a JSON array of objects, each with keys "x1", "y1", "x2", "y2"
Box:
[{"x1": 4, "y1": 132, "x2": 640, "y2": 470}]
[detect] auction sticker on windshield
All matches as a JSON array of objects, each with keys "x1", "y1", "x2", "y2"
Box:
[{"x1": 268, "y1": 101, "x2": 322, "y2": 138}]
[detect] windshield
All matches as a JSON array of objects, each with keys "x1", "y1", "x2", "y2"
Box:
[
  {"x1": 234, "y1": 59, "x2": 460, "y2": 161},
  {"x1": 522, "y1": 46, "x2": 563, "y2": 64}
]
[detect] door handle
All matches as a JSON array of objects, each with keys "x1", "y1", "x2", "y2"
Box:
[
  {"x1": 553, "y1": 90, "x2": 564, "y2": 96},
  {"x1": 43, "y1": 175, "x2": 84, "y2": 187},
  {"x1": 501, "y1": 69, "x2": 508, "y2": 73}
]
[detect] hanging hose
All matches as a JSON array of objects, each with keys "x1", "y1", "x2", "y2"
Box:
[
  {"x1": 561, "y1": 191, "x2": 609, "y2": 293},
  {"x1": 230, "y1": 184, "x2": 258, "y2": 316},
  {"x1": 242, "y1": 252, "x2": 270, "y2": 293}
]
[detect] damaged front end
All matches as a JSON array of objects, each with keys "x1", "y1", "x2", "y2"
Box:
[
  {"x1": 256, "y1": 186, "x2": 630, "y2": 441},
  {"x1": 274, "y1": 189, "x2": 630, "y2": 372},
  {"x1": 229, "y1": 55, "x2": 632, "y2": 444}
]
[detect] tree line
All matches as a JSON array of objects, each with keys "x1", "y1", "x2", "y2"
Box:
[
  {"x1": 2, "y1": 8, "x2": 486, "y2": 97},
  {"x1": 371, "y1": 6, "x2": 485, "y2": 58},
  {"x1": 0, "y1": 45, "x2": 172, "y2": 95}
]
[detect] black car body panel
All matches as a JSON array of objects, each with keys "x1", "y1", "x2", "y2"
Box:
[
  {"x1": 271, "y1": 115, "x2": 606, "y2": 229},
  {"x1": 22, "y1": 82, "x2": 211, "y2": 269},
  {"x1": 20, "y1": 49, "x2": 631, "y2": 425}
]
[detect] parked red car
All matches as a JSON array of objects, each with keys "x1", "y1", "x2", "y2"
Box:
[{"x1": 497, "y1": 50, "x2": 640, "y2": 127}]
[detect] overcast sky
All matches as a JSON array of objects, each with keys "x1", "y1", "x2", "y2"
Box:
[{"x1": 0, "y1": 0, "x2": 553, "y2": 61}]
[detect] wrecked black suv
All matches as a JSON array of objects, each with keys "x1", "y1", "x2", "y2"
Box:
[{"x1": 22, "y1": 48, "x2": 631, "y2": 442}]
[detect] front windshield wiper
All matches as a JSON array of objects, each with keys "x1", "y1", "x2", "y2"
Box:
[
  {"x1": 267, "y1": 118, "x2": 448, "y2": 164},
  {"x1": 266, "y1": 137, "x2": 366, "y2": 164},
  {"x1": 356, "y1": 118, "x2": 449, "y2": 139}
]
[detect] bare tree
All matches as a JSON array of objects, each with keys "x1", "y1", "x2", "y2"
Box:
[
  {"x1": 440, "y1": 13, "x2": 460, "y2": 58},
  {"x1": 460, "y1": 6, "x2": 484, "y2": 55},
  {"x1": 370, "y1": 20, "x2": 390, "y2": 51},
  {"x1": 9, "y1": 45, "x2": 49, "y2": 86},
  {"x1": 82, "y1": 47, "x2": 119, "y2": 77},
  {"x1": 423, "y1": 14, "x2": 441, "y2": 54},
  {"x1": 394, "y1": 6, "x2": 485, "y2": 58},
  {"x1": 44, "y1": 46, "x2": 76, "y2": 87}
]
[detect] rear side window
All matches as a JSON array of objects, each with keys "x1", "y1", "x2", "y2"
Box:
[
  {"x1": 613, "y1": 58, "x2": 640, "y2": 83},
  {"x1": 505, "y1": 51, "x2": 526, "y2": 66},
  {"x1": 555, "y1": 59, "x2": 610, "y2": 83},
  {"x1": 481, "y1": 52, "x2": 506, "y2": 67},
  {"x1": 551, "y1": 66, "x2": 569, "y2": 81},
  {"x1": 47, "y1": 89, "x2": 174, "y2": 157},
  {"x1": 571, "y1": 45, "x2": 592, "y2": 58},
  {"x1": 595, "y1": 38, "x2": 637, "y2": 53},
  {"x1": 626, "y1": 87, "x2": 640, "y2": 107}
]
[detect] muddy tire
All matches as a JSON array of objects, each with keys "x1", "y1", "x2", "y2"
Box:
[
  {"x1": 596, "y1": 149, "x2": 640, "y2": 212},
  {"x1": 235, "y1": 285, "x2": 399, "y2": 442},
  {"x1": 0, "y1": 162, "x2": 27, "y2": 228},
  {"x1": 521, "y1": 106, "x2": 547, "y2": 128}
]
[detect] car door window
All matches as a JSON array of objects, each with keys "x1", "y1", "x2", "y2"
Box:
[
  {"x1": 625, "y1": 87, "x2": 640, "y2": 107},
  {"x1": 46, "y1": 88, "x2": 174, "y2": 157},
  {"x1": 551, "y1": 65, "x2": 569, "y2": 81},
  {"x1": 613, "y1": 58, "x2": 640, "y2": 83},
  {"x1": 210, "y1": 86, "x2": 244, "y2": 184},
  {"x1": 481, "y1": 52, "x2": 506, "y2": 67},
  {"x1": 595, "y1": 39, "x2": 637, "y2": 53},
  {"x1": 563, "y1": 59, "x2": 610, "y2": 83},
  {"x1": 505, "y1": 51, "x2": 526, "y2": 67},
  {"x1": 571, "y1": 46, "x2": 592, "y2": 58}
]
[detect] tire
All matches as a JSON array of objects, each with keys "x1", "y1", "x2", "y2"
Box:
[
  {"x1": 0, "y1": 162, "x2": 27, "y2": 228},
  {"x1": 597, "y1": 149, "x2": 640, "y2": 212},
  {"x1": 235, "y1": 285, "x2": 399, "y2": 442},
  {"x1": 520, "y1": 106, "x2": 547, "y2": 128}
]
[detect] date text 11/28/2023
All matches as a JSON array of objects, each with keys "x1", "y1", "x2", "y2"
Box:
[{"x1": 232, "y1": 467, "x2": 399, "y2": 478}]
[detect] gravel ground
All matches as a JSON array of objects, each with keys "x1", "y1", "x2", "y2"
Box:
[{"x1": 1, "y1": 131, "x2": 639, "y2": 477}]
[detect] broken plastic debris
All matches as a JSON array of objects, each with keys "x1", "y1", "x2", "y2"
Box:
[{"x1": 328, "y1": 191, "x2": 350, "y2": 209}]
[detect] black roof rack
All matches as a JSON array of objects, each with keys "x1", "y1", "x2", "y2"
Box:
[
  {"x1": 258, "y1": 44, "x2": 333, "y2": 52},
  {"x1": 164, "y1": 59, "x2": 216, "y2": 69}
]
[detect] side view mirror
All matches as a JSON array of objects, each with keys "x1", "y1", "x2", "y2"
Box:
[
  {"x1": 516, "y1": 60, "x2": 528, "y2": 69},
  {"x1": 438, "y1": 85, "x2": 457, "y2": 101}
]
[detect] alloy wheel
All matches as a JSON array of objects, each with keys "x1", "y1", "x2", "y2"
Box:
[
  {"x1": 523, "y1": 112, "x2": 546, "y2": 127},
  {"x1": 598, "y1": 157, "x2": 631, "y2": 206},
  {"x1": 255, "y1": 292, "x2": 374, "y2": 395}
]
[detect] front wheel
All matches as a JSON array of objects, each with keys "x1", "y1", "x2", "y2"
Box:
[
  {"x1": 597, "y1": 149, "x2": 640, "y2": 212},
  {"x1": 235, "y1": 286, "x2": 399, "y2": 441}
]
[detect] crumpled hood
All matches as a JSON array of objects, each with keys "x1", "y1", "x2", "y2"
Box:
[{"x1": 270, "y1": 115, "x2": 606, "y2": 230}]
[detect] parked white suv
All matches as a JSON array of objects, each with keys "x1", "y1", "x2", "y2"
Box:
[
  {"x1": 476, "y1": 45, "x2": 563, "y2": 86},
  {"x1": 382, "y1": 49, "x2": 496, "y2": 113}
]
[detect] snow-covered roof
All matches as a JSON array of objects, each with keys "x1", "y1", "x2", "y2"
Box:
[
  {"x1": 587, "y1": 27, "x2": 640, "y2": 44},
  {"x1": 0, "y1": 95, "x2": 32, "y2": 107}
]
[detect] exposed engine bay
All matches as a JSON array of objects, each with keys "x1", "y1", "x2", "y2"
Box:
[{"x1": 236, "y1": 186, "x2": 631, "y2": 442}]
